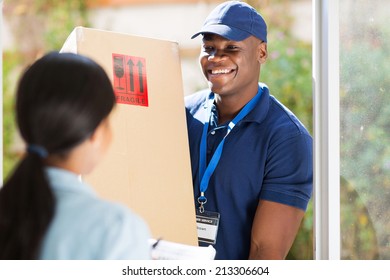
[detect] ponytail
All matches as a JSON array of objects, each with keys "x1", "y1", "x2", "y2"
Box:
[
  {"x1": 0, "y1": 152, "x2": 55, "y2": 259},
  {"x1": 0, "y1": 52, "x2": 115, "y2": 259}
]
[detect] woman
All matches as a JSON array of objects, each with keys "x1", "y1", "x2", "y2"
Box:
[{"x1": 0, "y1": 52, "x2": 151, "y2": 260}]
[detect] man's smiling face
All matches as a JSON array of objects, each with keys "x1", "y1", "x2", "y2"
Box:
[{"x1": 199, "y1": 33, "x2": 266, "y2": 97}]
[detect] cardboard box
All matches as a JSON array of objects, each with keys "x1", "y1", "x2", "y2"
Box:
[{"x1": 61, "y1": 27, "x2": 197, "y2": 246}]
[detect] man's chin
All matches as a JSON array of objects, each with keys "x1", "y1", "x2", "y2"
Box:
[{"x1": 208, "y1": 83, "x2": 222, "y2": 94}]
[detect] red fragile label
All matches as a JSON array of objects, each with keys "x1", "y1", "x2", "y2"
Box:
[{"x1": 112, "y1": 54, "x2": 148, "y2": 107}]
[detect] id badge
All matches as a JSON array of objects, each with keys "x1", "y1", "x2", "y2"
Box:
[{"x1": 196, "y1": 209, "x2": 220, "y2": 245}]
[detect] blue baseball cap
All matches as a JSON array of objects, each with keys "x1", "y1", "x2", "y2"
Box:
[{"x1": 191, "y1": 1, "x2": 267, "y2": 42}]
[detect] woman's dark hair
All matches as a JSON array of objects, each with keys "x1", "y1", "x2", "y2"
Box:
[{"x1": 0, "y1": 52, "x2": 116, "y2": 259}]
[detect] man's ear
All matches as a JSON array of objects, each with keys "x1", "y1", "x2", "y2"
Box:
[{"x1": 257, "y1": 42, "x2": 268, "y2": 64}]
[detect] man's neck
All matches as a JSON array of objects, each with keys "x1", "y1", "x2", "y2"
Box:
[{"x1": 214, "y1": 86, "x2": 258, "y2": 124}]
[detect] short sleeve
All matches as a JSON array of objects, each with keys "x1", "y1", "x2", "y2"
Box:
[{"x1": 260, "y1": 133, "x2": 313, "y2": 211}]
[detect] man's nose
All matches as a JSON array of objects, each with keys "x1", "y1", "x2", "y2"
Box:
[{"x1": 208, "y1": 49, "x2": 225, "y2": 61}]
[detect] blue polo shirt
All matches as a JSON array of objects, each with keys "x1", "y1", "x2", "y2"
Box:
[{"x1": 185, "y1": 83, "x2": 313, "y2": 260}]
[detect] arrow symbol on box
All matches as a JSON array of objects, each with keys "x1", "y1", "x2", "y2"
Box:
[
  {"x1": 127, "y1": 59, "x2": 134, "y2": 92},
  {"x1": 137, "y1": 60, "x2": 144, "y2": 93}
]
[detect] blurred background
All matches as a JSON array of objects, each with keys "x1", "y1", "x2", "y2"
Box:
[{"x1": 4, "y1": 0, "x2": 389, "y2": 260}]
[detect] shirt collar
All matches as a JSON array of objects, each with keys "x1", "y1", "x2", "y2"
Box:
[
  {"x1": 206, "y1": 83, "x2": 270, "y2": 126},
  {"x1": 241, "y1": 83, "x2": 270, "y2": 124},
  {"x1": 45, "y1": 167, "x2": 96, "y2": 196}
]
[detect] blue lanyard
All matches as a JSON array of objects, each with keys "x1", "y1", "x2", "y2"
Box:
[{"x1": 197, "y1": 86, "x2": 263, "y2": 212}]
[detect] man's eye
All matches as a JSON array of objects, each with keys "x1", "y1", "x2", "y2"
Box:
[
  {"x1": 226, "y1": 45, "x2": 238, "y2": 50},
  {"x1": 203, "y1": 46, "x2": 214, "y2": 52}
]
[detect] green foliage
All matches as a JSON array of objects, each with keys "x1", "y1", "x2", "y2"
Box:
[
  {"x1": 35, "y1": 0, "x2": 89, "y2": 50},
  {"x1": 340, "y1": 177, "x2": 379, "y2": 259},
  {"x1": 3, "y1": 52, "x2": 24, "y2": 179},
  {"x1": 340, "y1": 29, "x2": 390, "y2": 259},
  {"x1": 261, "y1": 31, "x2": 313, "y2": 133},
  {"x1": 2, "y1": 0, "x2": 89, "y2": 179}
]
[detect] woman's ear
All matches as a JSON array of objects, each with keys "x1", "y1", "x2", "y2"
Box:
[
  {"x1": 257, "y1": 42, "x2": 268, "y2": 64},
  {"x1": 88, "y1": 125, "x2": 100, "y2": 146},
  {"x1": 88, "y1": 122, "x2": 104, "y2": 149},
  {"x1": 88, "y1": 118, "x2": 112, "y2": 156}
]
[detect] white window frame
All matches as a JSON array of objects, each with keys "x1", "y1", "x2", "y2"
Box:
[{"x1": 313, "y1": 0, "x2": 340, "y2": 260}]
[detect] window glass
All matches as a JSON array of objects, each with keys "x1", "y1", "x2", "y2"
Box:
[{"x1": 340, "y1": 0, "x2": 390, "y2": 259}]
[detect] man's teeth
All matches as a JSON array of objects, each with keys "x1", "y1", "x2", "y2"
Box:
[{"x1": 211, "y1": 69, "x2": 230, "y2": 74}]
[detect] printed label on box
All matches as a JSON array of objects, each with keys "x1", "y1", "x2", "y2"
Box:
[{"x1": 112, "y1": 54, "x2": 148, "y2": 107}]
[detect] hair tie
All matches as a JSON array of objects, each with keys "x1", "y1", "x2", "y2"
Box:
[{"x1": 27, "y1": 144, "x2": 49, "y2": 158}]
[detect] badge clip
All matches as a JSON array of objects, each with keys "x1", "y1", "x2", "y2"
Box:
[{"x1": 197, "y1": 192, "x2": 207, "y2": 214}]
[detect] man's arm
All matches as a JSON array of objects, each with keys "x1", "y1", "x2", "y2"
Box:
[{"x1": 249, "y1": 199, "x2": 305, "y2": 260}]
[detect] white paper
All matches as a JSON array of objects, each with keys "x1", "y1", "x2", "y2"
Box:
[{"x1": 149, "y1": 239, "x2": 216, "y2": 260}]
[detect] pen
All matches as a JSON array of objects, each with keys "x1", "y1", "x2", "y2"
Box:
[{"x1": 152, "y1": 238, "x2": 162, "y2": 249}]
